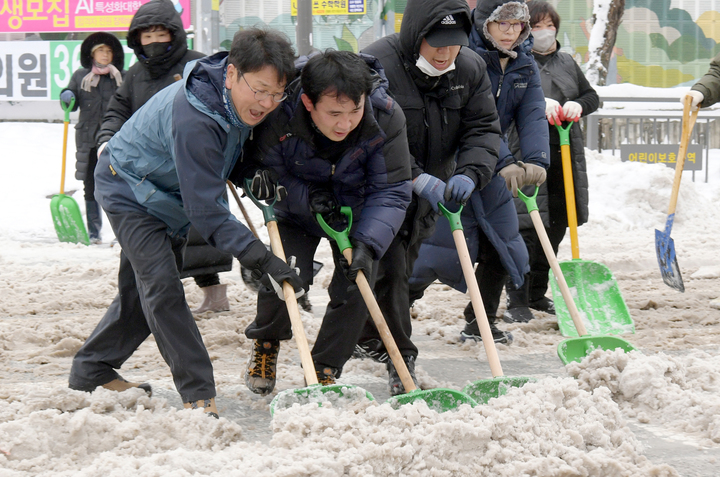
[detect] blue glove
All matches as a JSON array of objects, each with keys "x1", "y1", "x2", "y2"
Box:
[
  {"x1": 60, "y1": 90, "x2": 75, "y2": 106},
  {"x1": 413, "y1": 173, "x2": 446, "y2": 212},
  {"x1": 444, "y1": 174, "x2": 476, "y2": 204}
]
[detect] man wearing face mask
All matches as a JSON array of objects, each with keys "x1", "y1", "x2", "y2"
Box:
[
  {"x1": 98, "y1": 0, "x2": 234, "y2": 316},
  {"x1": 355, "y1": 0, "x2": 502, "y2": 396}
]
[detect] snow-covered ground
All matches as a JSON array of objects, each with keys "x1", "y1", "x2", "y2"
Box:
[{"x1": 1, "y1": 120, "x2": 719, "y2": 475}]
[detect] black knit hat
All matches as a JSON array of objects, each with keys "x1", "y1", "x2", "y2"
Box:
[{"x1": 80, "y1": 32, "x2": 124, "y2": 70}]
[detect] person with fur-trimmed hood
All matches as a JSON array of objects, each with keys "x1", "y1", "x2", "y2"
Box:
[
  {"x1": 355, "y1": 0, "x2": 502, "y2": 395},
  {"x1": 409, "y1": 0, "x2": 550, "y2": 344},
  {"x1": 59, "y1": 32, "x2": 125, "y2": 244}
]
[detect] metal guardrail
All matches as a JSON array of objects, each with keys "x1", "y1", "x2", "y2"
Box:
[{"x1": 585, "y1": 96, "x2": 720, "y2": 183}]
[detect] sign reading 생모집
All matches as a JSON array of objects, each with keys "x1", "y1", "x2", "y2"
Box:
[
  {"x1": 0, "y1": 40, "x2": 136, "y2": 100},
  {"x1": 291, "y1": 0, "x2": 365, "y2": 16},
  {"x1": 620, "y1": 144, "x2": 702, "y2": 171},
  {"x1": 0, "y1": 0, "x2": 190, "y2": 33}
]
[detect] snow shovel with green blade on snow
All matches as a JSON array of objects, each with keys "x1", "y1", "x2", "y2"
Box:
[
  {"x1": 438, "y1": 203, "x2": 533, "y2": 404},
  {"x1": 241, "y1": 182, "x2": 374, "y2": 415},
  {"x1": 318, "y1": 207, "x2": 478, "y2": 412},
  {"x1": 550, "y1": 120, "x2": 633, "y2": 337},
  {"x1": 50, "y1": 97, "x2": 90, "y2": 246},
  {"x1": 518, "y1": 188, "x2": 637, "y2": 365}
]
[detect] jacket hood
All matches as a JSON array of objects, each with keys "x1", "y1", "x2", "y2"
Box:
[
  {"x1": 473, "y1": 0, "x2": 530, "y2": 59},
  {"x1": 397, "y1": 0, "x2": 472, "y2": 61},
  {"x1": 185, "y1": 52, "x2": 228, "y2": 119},
  {"x1": 80, "y1": 32, "x2": 124, "y2": 69},
  {"x1": 127, "y1": 0, "x2": 186, "y2": 50}
]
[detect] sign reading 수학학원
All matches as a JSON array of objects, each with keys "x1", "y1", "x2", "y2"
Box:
[{"x1": 620, "y1": 144, "x2": 702, "y2": 171}]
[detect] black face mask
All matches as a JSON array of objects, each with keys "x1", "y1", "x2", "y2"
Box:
[{"x1": 143, "y1": 41, "x2": 171, "y2": 58}]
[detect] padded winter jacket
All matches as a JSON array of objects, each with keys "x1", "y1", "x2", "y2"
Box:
[
  {"x1": 97, "y1": 52, "x2": 257, "y2": 260},
  {"x1": 240, "y1": 54, "x2": 413, "y2": 259}
]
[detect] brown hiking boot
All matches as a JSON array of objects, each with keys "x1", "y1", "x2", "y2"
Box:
[
  {"x1": 183, "y1": 397, "x2": 219, "y2": 418},
  {"x1": 245, "y1": 339, "x2": 279, "y2": 395},
  {"x1": 102, "y1": 377, "x2": 152, "y2": 396}
]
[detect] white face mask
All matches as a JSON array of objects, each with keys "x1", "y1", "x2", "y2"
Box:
[
  {"x1": 415, "y1": 54, "x2": 456, "y2": 77},
  {"x1": 531, "y1": 29, "x2": 556, "y2": 53}
]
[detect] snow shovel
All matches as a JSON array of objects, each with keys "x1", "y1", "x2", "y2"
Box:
[
  {"x1": 50, "y1": 98, "x2": 90, "y2": 246},
  {"x1": 550, "y1": 120, "x2": 633, "y2": 337},
  {"x1": 655, "y1": 96, "x2": 699, "y2": 293},
  {"x1": 317, "y1": 208, "x2": 478, "y2": 412},
  {"x1": 518, "y1": 188, "x2": 636, "y2": 365},
  {"x1": 437, "y1": 204, "x2": 533, "y2": 404},
  {"x1": 241, "y1": 183, "x2": 374, "y2": 415}
]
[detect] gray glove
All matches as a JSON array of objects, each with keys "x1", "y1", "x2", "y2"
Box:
[
  {"x1": 498, "y1": 163, "x2": 525, "y2": 197},
  {"x1": 521, "y1": 162, "x2": 547, "y2": 187}
]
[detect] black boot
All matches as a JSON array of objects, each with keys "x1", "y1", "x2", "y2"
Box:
[
  {"x1": 387, "y1": 355, "x2": 419, "y2": 396},
  {"x1": 503, "y1": 275, "x2": 535, "y2": 323},
  {"x1": 85, "y1": 200, "x2": 102, "y2": 244},
  {"x1": 461, "y1": 302, "x2": 513, "y2": 344}
]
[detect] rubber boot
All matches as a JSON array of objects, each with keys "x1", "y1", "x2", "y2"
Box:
[
  {"x1": 86, "y1": 200, "x2": 102, "y2": 244},
  {"x1": 102, "y1": 377, "x2": 152, "y2": 396},
  {"x1": 503, "y1": 275, "x2": 536, "y2": 323},
  {"x1": 191, "y1": 284, "x2": 230, "y2": 314},
  {"x1": 183, "y1": 397, "x2": 219, "y2": 418}
]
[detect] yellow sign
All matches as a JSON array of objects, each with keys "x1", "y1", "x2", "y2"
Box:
[{"x1": 291, "y1": 0, "x2": 366, "y2": 16}]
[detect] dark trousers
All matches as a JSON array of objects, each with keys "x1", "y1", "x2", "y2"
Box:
[
  {"x1": 520, "y1": 211, "x2": 567, "y2": 302},
  {"x1": 245, "y1": 221, "x2": 374, "y2": 373},
  {"x1": 359, "y1": 230, "x2": 421, "y2": 358},
  {"x1": 68, "y1": 209, "x2": 216, "y2": 403},
  {"x1": 83, "y1": 149, "x2": 102, "y2": 240}
]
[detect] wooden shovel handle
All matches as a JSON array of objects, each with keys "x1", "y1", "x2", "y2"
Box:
[
  {"x1": 528, "y1": 209, "x2": 588, "y2": 337},
  {"x1": 341, "y1": 248, "x2": 417, "y2": 393},
  {"x1": 266, "y1": 220, "x2": 318, "y2": 386},
  {"x1": 226, "y1": 181, "x2": 259, "y2": 238},
  {"x1": 667, "y1": 96, "x2": 700, "y2": 216},
  {"x1": 450, "y1": 229, "x2": 504, "y2": 377}
]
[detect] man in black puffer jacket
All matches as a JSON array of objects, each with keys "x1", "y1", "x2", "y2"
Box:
[
  {"x1": 356, "y1": 0, "x2": 502, "y2": 395},
  {"x1": 98, "y1": 0, "x2": 233, "y2": 313}
]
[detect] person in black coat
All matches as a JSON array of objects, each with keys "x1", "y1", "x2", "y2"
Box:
[
  {"x1": 511, "y1": 0, "x2": 598, "y2": 314},
  {"x1": 97, "y1": 0, "x2": 232, "y2": 313},
  {"x1": 356, "y1": 0, "x2": 502, "y2": 394},
  {"x1": 59, "y1": 32, "x2": 125, "y2": 244}
]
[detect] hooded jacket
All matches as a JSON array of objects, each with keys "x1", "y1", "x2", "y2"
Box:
[
  {"x1": 60, "y1": 32, "x2": 125, "y2": 181},
  {"x1": 361, "y1": 0, "x2": 501, "y2": 246},
  {"x1": 97, "y1": 0, "x2": 204, "y2": 146},
  {"x1": 96, "y1": 52, "x2": 257, "y2": 259},
  {"x1": 240, "y1": 54, "x2": 413, "y2": 259}
]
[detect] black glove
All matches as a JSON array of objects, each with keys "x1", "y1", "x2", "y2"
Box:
[
  {"x1": 338, "y1": 239, "x2": 374, "y2": 283},
  {"x1": 238, "y1": 241, "x2": 304, "y2": 300},
  {"x1": 308, "y1": 184, "x2": 344, "y2": 226},
  {"x1": 250, "y1": 169, "x2": 287, "y2": 201}
]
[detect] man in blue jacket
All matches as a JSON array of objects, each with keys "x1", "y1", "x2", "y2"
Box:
[
  {"x1": 68, "y1": 28, "x2": 303, "y2": 418},
  {"x1": 239, "y1": 50, "x2": 412, "y2": 394}
]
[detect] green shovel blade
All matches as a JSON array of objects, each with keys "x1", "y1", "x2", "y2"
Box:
[
  {"x1": 50, "y1": 194, "x2": 90, "y2": 245},
  {"x1": 462, "y1": 377, "x2": 534, "y2": 405},
  {"x1": 557, "y1": 335, "x2": 637, "y2": 365},
  {"x1": 550, "y1": 260, "x2": 634, "y2": 337},
  {"x1": 386, "y1": 387, "x2": 478, "y2": 412},
  {"x1": 270, "y1": 383, "x2": 375, "y2": 415}
]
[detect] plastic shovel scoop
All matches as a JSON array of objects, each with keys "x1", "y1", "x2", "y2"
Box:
[
  {"x1": 438, "y1": 203, "x2": 533, "y2": 404},
  {"x1": 551, "y1": 121, "x2": 633, "y2": 337},
  {"x1": 518, "y1": 188, "x2": 636, "y2": 365},
  {"x1": 318, "y1": 208, "x2": 477, "y2": 412},
  {"x1": 50, "y1": 98, "x2": 90, "y2": 245},
  {"x1": 241, "y1": 183, "x2": 374, "y2": 415},
  {"x1": 655, "y1": 96, "x2": 699, "y2": 292}
]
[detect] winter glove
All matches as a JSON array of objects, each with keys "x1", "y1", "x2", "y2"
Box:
[
  {"x1": 308, "y1": 184, "x2": 345, "y2": 226},
  {"x1": 338, "y1": 239, "x2": 374, "y2": 291},
  {"x1": 250, "y1": 168, "x2": 287, "y2": 201},
  {"x1": 521, "y1": 162, "x2": 547, "y2": 187},
  {"x1": 413, "y1": 173, "x2": 446, "y2": 212},
  {"x1": 684, "y1": 90, "x2": 704, "y2": 110},
  {"x1": 444, "y1": 174, "x2": 476, "y2": 205},
  {"x1": 561, "y1": 101, "x2": 582, "y2": 122},
  {"x1": 238, "y1": 241, "x2": 304, "y2": 301},
  {"x1": 498, "y1": 163, "x2": 525, "y2": 198},
  {"x1": 544, "y1": 97, "x2": 561, "y2": 125},
  {"x1": 60, "y1": 90, "x2": 75, "y2": 107}
]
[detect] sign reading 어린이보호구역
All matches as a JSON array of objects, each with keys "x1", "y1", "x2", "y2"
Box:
[
  {"x1": 0, "y1": 0, "x2": 190, "y2": 32},
  {"x1": 620, "y1": 144, "x2": 702, "y2": 171},
  {"x1": 0, "y1": 40, "x2": 136, "y2": 101}
]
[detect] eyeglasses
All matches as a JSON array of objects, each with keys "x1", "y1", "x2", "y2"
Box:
[
  {"x1": 496, "y1": 21, "x2": 526, "y2": 33},
  {"x1": 240, "y1": 74, "x2": 288, "y2": 103}
]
